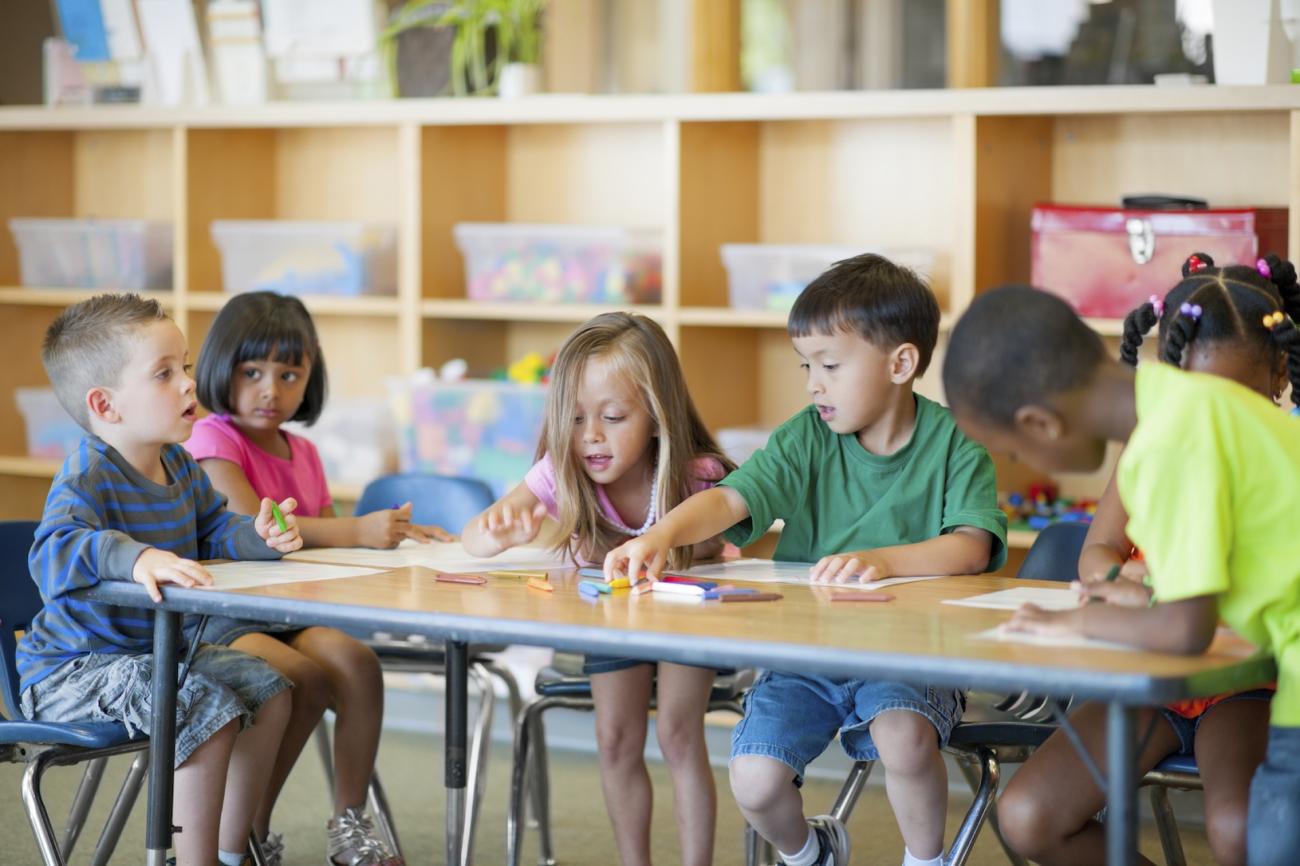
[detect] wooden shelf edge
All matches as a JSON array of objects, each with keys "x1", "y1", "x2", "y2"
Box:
[
  {"x1": 0, "y1": 287, "x2": 174, "y2": 307},
  {"x1": 0, "y1": 456, "x2": 61, "y2": 478},
  {"x1": 420, "y1": 299, "x2": 666, "y2": 323},
  {"x1": 186, "y1": 293, "x2": 401, "y2": 316}
]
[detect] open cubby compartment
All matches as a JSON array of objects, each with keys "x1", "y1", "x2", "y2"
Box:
[
  {"x1": 0, "y1": 128, "x2": 176, "y2": 287},
  {"x1": 419, "y1": 121, "x2": 671, "y2": 302},
  {"x1": 185, "y1": 125, "x2": 405, "y2": 299},
  {"x1": 420, "y1": 317, "x2": 582, "y2": 380},
  {"x1": 0, "y1": 306, "x2": 71, "y2": 456},
  {"x1": 677, "y1": 117, "x2": 963, "y2": 315}
]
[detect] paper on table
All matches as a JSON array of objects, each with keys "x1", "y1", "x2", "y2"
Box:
[
  {"x1": 286, "y1": 540, "x2": 565, "y2": 573},
  {"x1": 969, "y1": 626, "x2": 1134, "y2": 652},
  {"x1": 943, "y1": 587, "x2": 1082, "y2": 612},
  {"x1": 675, "y1": 558, "x2": 944, "y2": 589},
  {"x1": 201, "y1": 561, "x2": 384, "y2": 591}
]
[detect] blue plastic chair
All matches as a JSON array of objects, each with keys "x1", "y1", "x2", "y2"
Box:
[
  {"x1": 0, "y1": 520, "x2": 149, "y2": 866},
  {"x1": 318, "y1": 473, "x2": 510, "y2": 865}
]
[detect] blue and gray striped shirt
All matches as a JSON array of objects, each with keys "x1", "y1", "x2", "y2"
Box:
[{"x1": 18, "y1": 436, "x2": 278, "y2": 691}]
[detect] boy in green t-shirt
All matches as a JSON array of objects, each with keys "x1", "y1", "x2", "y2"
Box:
[
  {"x1": 606, "y1": 255, "x2": 1007, "y2": 866},
  {"x1": 942, "y1": 285, "x2": 1300, "y2": 866}
]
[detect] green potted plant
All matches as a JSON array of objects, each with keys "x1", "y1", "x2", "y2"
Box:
[{"x1": 384, "y1": 0, "x2": 544, "y2": 97}]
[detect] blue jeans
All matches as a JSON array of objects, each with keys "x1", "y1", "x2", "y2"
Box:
[
  {"x1": 730, "y1": 671, "x2": 964, "y2": 783},
  {"x1": 1247, "y1": 725, "x2": 1300, "y2": 866}
]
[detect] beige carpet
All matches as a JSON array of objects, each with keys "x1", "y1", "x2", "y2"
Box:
[{"x1": 0, "y1": 726, "x2": 1222, "y2": 865}]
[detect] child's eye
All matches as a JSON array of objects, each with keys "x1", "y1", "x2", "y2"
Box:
[
  {"x1": 243, "y1": 368, "x2": 260, "y2": 380},
  {"x1": 574, "y1": 416, "x2": 585, "y2": 425},
  {"x1": 156, "y1": 369, "x2": 170, "y2": 381},
  {"x1": 282, "y1": 371, "x2": 299, "y2": 383},
  {"x1": 799, "y1": 363, "x2": 810, "y2": 371},
  {"x1": 822, "y1": 364, "x2": 839, "y2": 371},
  {"x1": 183, "y1": 364, "x2": 193, "y2": 374},
  {"x1": 603, "y1": 415, "x2": 624, "y2": 423}
]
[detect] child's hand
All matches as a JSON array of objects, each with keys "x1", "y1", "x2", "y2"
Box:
[
  {"x1": 1072, "y1": 575, "x2": 1153, "y2": 609},
  {"x1": 605, "y1": 532, "x2": 671, "y2": 583},
  {"x1": 357, "y1": 502, "x2": 456, "y2": 548},
  {"x1": 132, "y1": 548, "x2": 212, "y2": 603},
  {"x1": 1002, "y1": 603, "x2": 1083, "y2": 638},
  {"x1": 255, "y1": 497, "x2": 303, "y2": 553},
  {"x1": 476, "y1": 501, "x2": 548, "y2": 551},
  {"x1": 809, "y1": 550, "x2": 891, "y2": 584}
]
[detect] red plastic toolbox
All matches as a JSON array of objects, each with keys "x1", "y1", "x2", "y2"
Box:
[{"x1": 1030, "y1": 204, "x2": 1289, "y2": 319}]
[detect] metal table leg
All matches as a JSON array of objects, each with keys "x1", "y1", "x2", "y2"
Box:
[
  {"x1": 1106, "y1": 701, "x2": 1137, "y2": 866},
  {"x1": 147, "y1": 609, "x2": 180, "y2": 866},
  {"x1": 445, "y1": 641, "x2": 468, "y2": 866}
]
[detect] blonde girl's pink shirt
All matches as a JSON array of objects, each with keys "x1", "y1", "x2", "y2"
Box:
[
  {"x1": 524, "y1": 453, "x2": 726, "y2": 564},
  {"x1": 184, "y1": 414, "x2": 333, "y2": 518}
]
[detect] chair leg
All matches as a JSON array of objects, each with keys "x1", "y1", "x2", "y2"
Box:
[
  {"x1": 246, "y1": 831, "x2": 267, "y2": 866},
  {"x1": 1148, "y1": 786, "x2": 1187, "y2": 866},
  {"x1": 20, "y1": 750, "x2": 68, "y2": 866},
  {"x1": 830, "y1": 760, "x2": 874, "y2": 822},
  {"x1": 367, "y1": 770, "x2": 402, "y2": 859},
  {"x1": 953, "y1": 751, "x2": 1027, "y2": 866},
  {"x1": 505, "y1": 698, "x2": 536, "y2": 866},
  {"x1": 88, "y1": 748, "x2": 148, "y2": 866},
  {"x1": 460, "y1": 663, "x2": 495, "y2": 866},
  {"x1": 528, "y1": 709, "x2": 556, "y2": 866},
  {"x1": 945, "y1": 748, "x2": 999, "y2": 866},
  {"x1": 59, "y1": 756, "x2": 107, "y2": 859},
  {"x1": 745, "y1": 821, "x2": 778, "y2": 866}
]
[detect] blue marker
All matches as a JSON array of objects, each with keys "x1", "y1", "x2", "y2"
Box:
[
  {"x1": 577, "y1": 567, "x2": 606, "y2": 579},
  {"x1": 580, "y1": 579, "x2": 613, "y2": 595},
  {"x1": 578, "y1": 581, "x2": 603, "y2": 599}
]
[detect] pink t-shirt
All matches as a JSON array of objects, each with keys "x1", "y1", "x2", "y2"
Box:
[
  {"x1": 184, "y1": 414, "x2": 332, "y2": 518},
  {"x1": 524, "y1": 452, "x2": 725, "y2": 542}
]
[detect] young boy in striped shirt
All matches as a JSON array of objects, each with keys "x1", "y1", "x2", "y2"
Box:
[{"x1": 17, "y1": 294, "x2": 301, "y2": 866}]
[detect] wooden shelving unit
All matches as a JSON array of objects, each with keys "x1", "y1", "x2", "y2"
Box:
[{"x1": 2, "y1": 87, "x2": 1296, "y2": 556}]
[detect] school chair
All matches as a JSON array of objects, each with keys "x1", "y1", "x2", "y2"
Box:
[
  {"x1": 341, "y1": 471, "x2": 523, "y2": 866},
  {"x1": 505, "y1": 655, "x2": 751, "y2": 866},
  {"x1": 0, "y1": 520, "x2": 149, "y2": 866}
]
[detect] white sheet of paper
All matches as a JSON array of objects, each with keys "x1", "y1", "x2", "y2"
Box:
[
  {"x1": 943, "y1": 587, "x2": 1082, "y2": 611},
  {"x1": 286, "y1": 541, "x2": 565, "y2": 573},
  {"x1": 969, "y1": 626, "x2": 1134, "y2": 652},
  {"x1": 675, "y1": 558, "x2": 944, "y2": 589},
  {"x1": 200, "y1": 561, "x2": 383, "y2": 591}
]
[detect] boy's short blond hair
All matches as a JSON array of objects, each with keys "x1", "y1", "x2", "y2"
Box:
[{"x1": 42, "y1": 293, "x2": 169, "y2": 429}]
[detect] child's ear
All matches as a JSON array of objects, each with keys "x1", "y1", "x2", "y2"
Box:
[
  {"x1": 1012, "y1": 404, "x2": 1066, "y2": 444},
  {"x1": 86, "y1": 387, "x2": 120, "y2": 425},
  {"x1": 888, "y1": 343, "x2": 920, "y2": 383},
  {"x1": 1273, "y1": 352, "x2": 1289, "y2": 401}
]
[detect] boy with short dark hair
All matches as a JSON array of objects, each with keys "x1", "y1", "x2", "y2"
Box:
[
  {"x1": 19, "y1": 293, "x2": 303, "y2": 866},
  {"x1": 608, "y1": 255, "x2": 1007, "y2": 866}
]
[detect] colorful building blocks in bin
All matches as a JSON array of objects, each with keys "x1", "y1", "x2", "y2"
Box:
[
  {"x1": 388, "y1": 370, "x2": 547, "y2": 499},
  {"x1": 999, "y1": 485, "x2": 1098, "y2": 533},
  {"x1": 15, "y1": 388, "x2": 85, "y2": 459},
  {"x1": 211, "y1": 220, "x2": 398, "y2": 296},
  {"x1": 720, "y1": 244, "x2": 938, "y2": 312},
  {"x1": 9, "y1": 218, "x2": 173, "y2": 290},
  {"x1": 453, "y1": 223, "x2": 663, "y2": 305}
]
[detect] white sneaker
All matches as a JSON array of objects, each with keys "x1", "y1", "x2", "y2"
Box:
[{"x1": 807, "y1": 814, "x2": 851, "y2": 866}]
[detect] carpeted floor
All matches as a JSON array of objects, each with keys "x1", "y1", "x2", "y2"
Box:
[{"x1": 1, "y1": 723, "x2": 1222, "y2": 865}]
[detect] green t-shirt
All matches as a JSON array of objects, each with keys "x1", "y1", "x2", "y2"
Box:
[
  {"x1": 1119, "y1": 363, "x2": 1300, "y2": 727},
  {"x1": 720, "y1": 395, "x2": 1007, "y2": 571}
]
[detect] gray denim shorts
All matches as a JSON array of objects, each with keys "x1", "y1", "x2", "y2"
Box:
[{"x1": 21, "y1": 645, "x2": 291, "y2": 768}]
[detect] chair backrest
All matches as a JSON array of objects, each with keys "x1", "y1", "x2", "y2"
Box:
[
  {"x1": 354, "y1": 473, "x2": 496, "y2": 534},
  {"x1": 0, "y1": 521, "x2": 41, "y2": 721},
  {"x1": 1015, "y1": 521, "x2": 1090, "y2": 583}
]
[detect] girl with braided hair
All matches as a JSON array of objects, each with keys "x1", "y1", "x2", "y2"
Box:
[{"x1": 996, "y1": 252, "x2": 1298, "y2": 866}]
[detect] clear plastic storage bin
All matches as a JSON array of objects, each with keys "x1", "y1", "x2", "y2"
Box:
[
  {"x1": 389, "y1": 372, "x2": 547, "y2": 498},
  {"x1": 16, "y1": 388, "x2": 84, "y2": 459},
  {"x1": 720, "y1": 244, "x2": 937, "y2": 311},
  {"x1": 454, "y1": 223, "x2": 662, "y2": 304},
  {"x1": 9, "y1": 218, "x2": 173, "y2": 290},
  {"x1": 211, "y1": 220, "x2": 398, "y2": 296}
]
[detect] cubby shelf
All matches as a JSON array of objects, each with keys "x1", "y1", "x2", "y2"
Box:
[{"x1": 1, "y1": 86, "x2": 1296, "y2": 556}]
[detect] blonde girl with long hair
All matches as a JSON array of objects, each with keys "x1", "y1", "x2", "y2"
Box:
[{"x1": 463, "y1": 312, "x2": 736, "y2": 865}]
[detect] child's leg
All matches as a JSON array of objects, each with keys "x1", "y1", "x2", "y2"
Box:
[
  {"x1": 229, "y1": 632, "x2": 333, "y2": 838},
  {"x1": 997, "y1": 702, "x2": 1177, "y2": 866},
  {"x1": 287, "y1": 627, "x2": 385, "y2": 814},
  {"x1": 172, "y1": 718, "x2": 238, "y2": 866},
  {"x1": 1247, "y1": 723, "x2": 1300, "y2": 866},
  {"x1": 654, "y1": 663, "x2": 718, "y2": 866},
  {"x1": 729, "y1": 754, "x2": 808, "y2": 852},
  {"x1": 218, "y1": 687, "x2": 292, "y2": 854},
  {"x1": 869, "y1": 710, "x2": 949, "y2": 860},
  {"x1": 589, "y1": 663, "x2": 655, "y2": 866},
  {"x1": 1194, "y1": 696, "x2": 1270, "y2": 866}
]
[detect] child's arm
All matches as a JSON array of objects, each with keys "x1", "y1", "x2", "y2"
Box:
[
  {"x1": 1005, "y1": 593, "x2": 1219, "y2": 655},
  {"x1": 1077, "y1": 469, "x2": 1147, "y2": 583},
  {"x1": 462, "y1": 482, "x2": 549, "y2": 558},
  {"x1": 808, "y1": 526, "x2": 994, "y2": 584},
  {"x1": 190, "y1": 457, "x2": 299, "y2": 557},
  {"x1": 604, "y1": 486, "x2": 751, "y2": 581},
  {"x1": 200, "y1": 457, "x2": 450, "y2": 549}
]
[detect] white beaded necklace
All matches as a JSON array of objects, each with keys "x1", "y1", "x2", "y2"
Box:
[{"x1": 607, "y1": 461, "x2": 660, "y2": 537}]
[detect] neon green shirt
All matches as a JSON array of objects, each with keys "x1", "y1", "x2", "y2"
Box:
[
  {"x1": 720, "y1": 396, "x2": 1007, "y2": 571},
  {"x1": 1119, "y1": 363, "x2": 1300, "y2": 726}
]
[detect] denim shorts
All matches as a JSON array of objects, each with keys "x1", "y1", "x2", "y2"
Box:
[
  {"x1": 1248, "y1": 724, "x2": 1300, "y2": 866},
  {"x1": 1158, "y1": 688, "x2": 1275, "y2": 755},
  {"x1": 189, "y1": 614, "x2": 302, "y2": 648},
  {"x1": 730, "y1": 671, "x2": 965, "y2": 782},
  {"x1": 21, "y1": 646, "x2": 291, "y2": 768}
]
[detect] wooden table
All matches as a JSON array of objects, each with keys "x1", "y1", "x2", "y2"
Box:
[{"x1": 84, "y1": 568, "x2": 1274, "y2": 866}]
